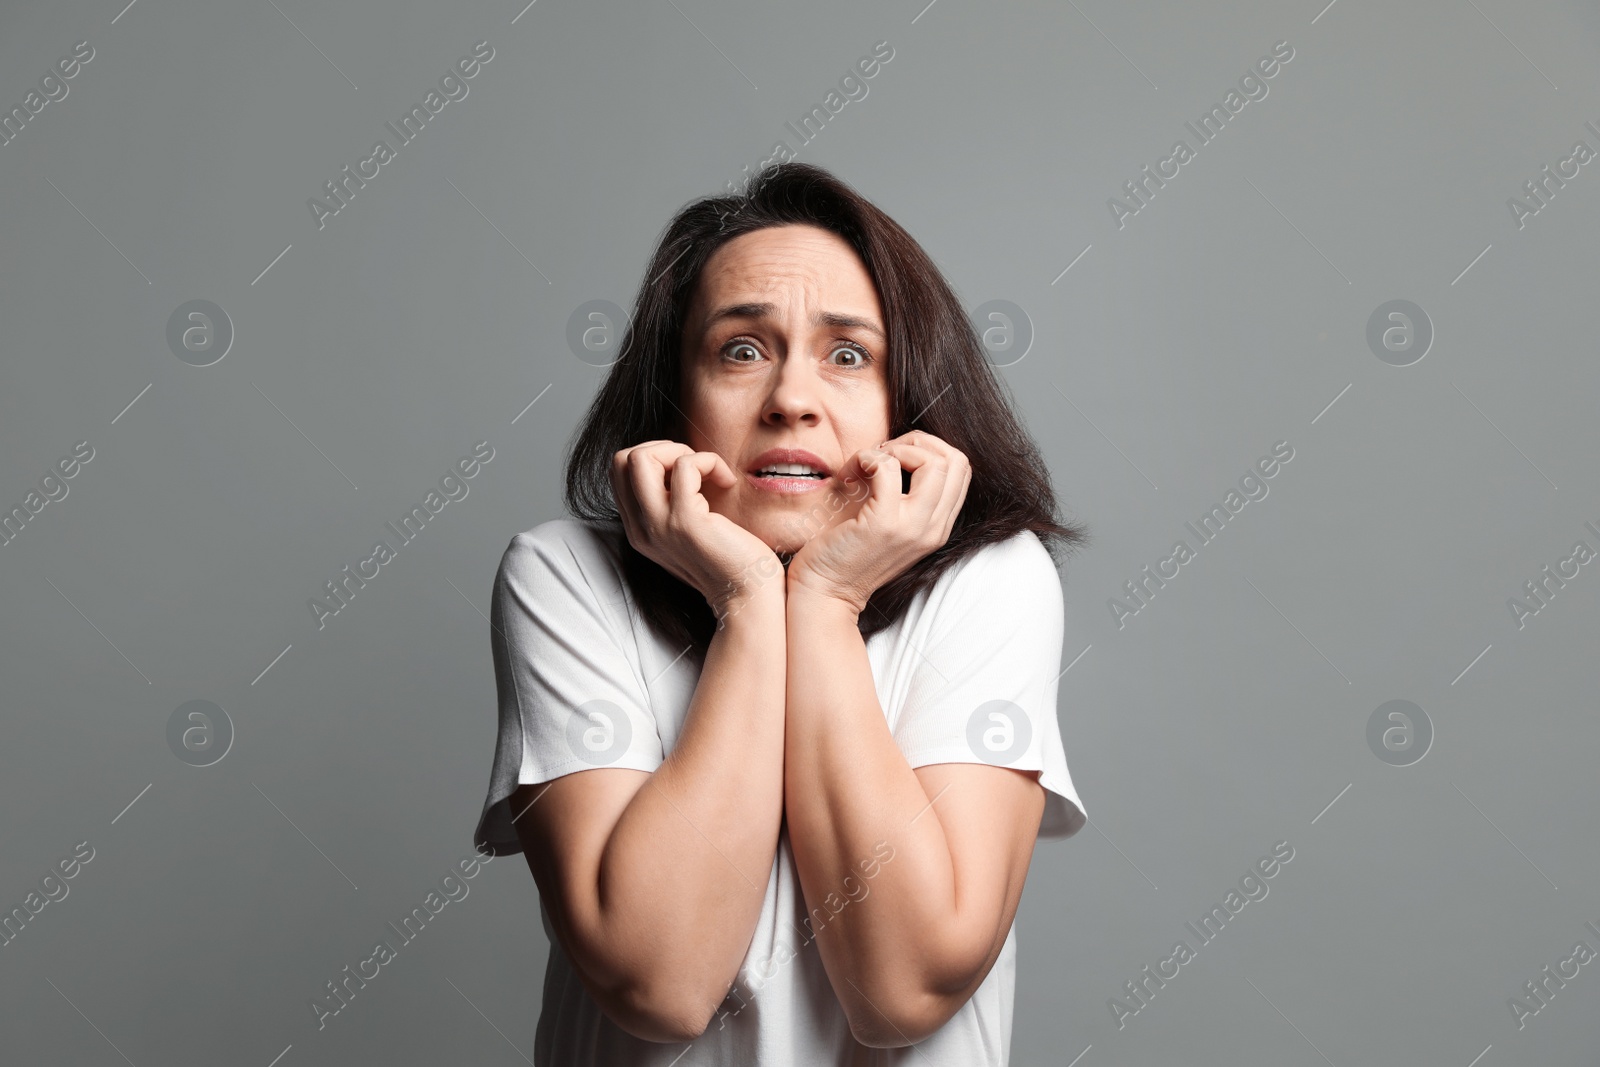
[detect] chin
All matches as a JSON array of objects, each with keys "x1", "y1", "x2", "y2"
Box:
[
  {"x1": 738, "y1": 513, "x2": 811, "y2": 559},
  {"x1": 760, "y1": 524, "x2": 808, "y2": 558}
]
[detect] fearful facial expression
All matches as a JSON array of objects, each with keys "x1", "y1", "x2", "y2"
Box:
[{"x1": 679, "y1": 223, "x2": 892, "y2": 556}]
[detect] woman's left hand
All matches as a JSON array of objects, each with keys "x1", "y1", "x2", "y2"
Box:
[{"x1": 787, "y1": 430, "x2": 971, "y2": 615}]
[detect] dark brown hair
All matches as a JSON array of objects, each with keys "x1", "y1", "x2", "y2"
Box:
[{"x1": 563, "y1": 161, "x2": 1088, "y2": 659}]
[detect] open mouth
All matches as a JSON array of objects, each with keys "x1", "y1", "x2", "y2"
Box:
[
  {"x1": 746, "y1": 450, "x2": 832, "y2": 492},
  {"x1": 751, "y1": 461, "x2": 829, "y2": 480},
  {"x1": 754, "y1": 469, "x2": 827, "y2": 480},
  {"x1": 748, "y1": 464, "x2": 830, "y2": 493}
]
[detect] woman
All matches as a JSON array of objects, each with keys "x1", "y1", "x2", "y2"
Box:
[{"x1": 474, "y1": 162, "x2": 1090, "y2": 1064}]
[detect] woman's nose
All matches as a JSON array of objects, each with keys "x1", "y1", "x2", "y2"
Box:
[{"x1": 763, "y1": 356, "x2": 821, "y2": 423}]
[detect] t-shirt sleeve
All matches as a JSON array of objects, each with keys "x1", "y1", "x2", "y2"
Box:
[
  {"x1": 891, "y1": 531, "x2": 1087, "y2": 840},
  {"x1": 473, "y1": 522, "x2": 665, "y2": 857}
]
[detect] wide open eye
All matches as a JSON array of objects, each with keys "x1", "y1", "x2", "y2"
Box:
[
  {"x1": 722, "y1": 339, "x2": 761, "y2": 362},
  {"x1": 829, "y1": 341, "x2": 873, "y2": 368}
]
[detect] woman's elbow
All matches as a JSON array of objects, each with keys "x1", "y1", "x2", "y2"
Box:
[
  {"x1": 848, "y1": 1001, "x2": 946, "y2": 1049},
  {"x1": 845, "y1": 974, "x2": 971, "y2": 1048},
  {"x1": 601, "y1": 978, "x2": 722, "y2": 1044},
  {"x1": 564, "y1": 922, "x2": 732, "y2": 1042}
]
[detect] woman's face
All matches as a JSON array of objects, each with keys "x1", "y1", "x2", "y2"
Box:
[{"x1": 679, "y1": 223, "x2": 891, "y2": 556}]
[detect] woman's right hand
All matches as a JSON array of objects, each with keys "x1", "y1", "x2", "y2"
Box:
[{"x1": 610, "y1": 441, "x2": 784, "y2": 620}]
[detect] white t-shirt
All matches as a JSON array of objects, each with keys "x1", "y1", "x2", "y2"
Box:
[{"x1": 474, "y1": 517, "x2": 1086, "y2": 1066}]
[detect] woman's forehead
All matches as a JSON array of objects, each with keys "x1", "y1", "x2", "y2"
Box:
[{"x1": 690, "y1": 228, "x2": 881, "y2": 324}]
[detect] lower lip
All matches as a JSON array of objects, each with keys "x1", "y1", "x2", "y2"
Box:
[{"x1": 746, "y1": 471, "x2": 830, "y2": 495}]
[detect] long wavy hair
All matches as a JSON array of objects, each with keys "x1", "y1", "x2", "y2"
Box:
[{"x1": 563, "y1": 161, "x2": 1088, "y2": 659}]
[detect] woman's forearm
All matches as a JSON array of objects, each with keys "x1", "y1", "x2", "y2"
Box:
[
  {"x1": 781, "y1": 585, "x2": 968, "y2": 1042},
  {"x1": 594, "y1": 588, "x2": 788, "y2": 1031}
]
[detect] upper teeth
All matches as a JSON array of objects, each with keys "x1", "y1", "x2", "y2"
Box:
[{"x1": 759, "y1": 463, "x2": 824, "y2": 476}]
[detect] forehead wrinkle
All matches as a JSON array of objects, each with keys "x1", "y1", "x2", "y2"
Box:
[
  {"x1": 701, "y1": 302, "x2": 886, "y2": 342},
  {"x1": 688, "y1": 230, "x2": 884, "y2": 341}
]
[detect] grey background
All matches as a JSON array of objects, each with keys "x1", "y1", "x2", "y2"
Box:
[{"x1": 2, "y1": 0, "x2": 1598, "y2": 1063}]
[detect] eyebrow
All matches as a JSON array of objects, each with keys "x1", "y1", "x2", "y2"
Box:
[{"x1": 700, "y1": 302, "x2": 886, "y2": 341}]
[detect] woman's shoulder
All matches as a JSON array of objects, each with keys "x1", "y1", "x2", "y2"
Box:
[
  {"x1": 946, "y1": 528, "x2": 1059, "y2": 589},
  {"x1": 506, "y1": 515, "x2": 623, "y2": 550},
  {"x1": 922, "y1": 529, "x2": 1063, "y2": 625},
  {"x1": 498, "y1": 516, "x2": 627, "y2": 579},
  {"x1": 887, "y1": 529, "x2": 1064, "y2": 656}
]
